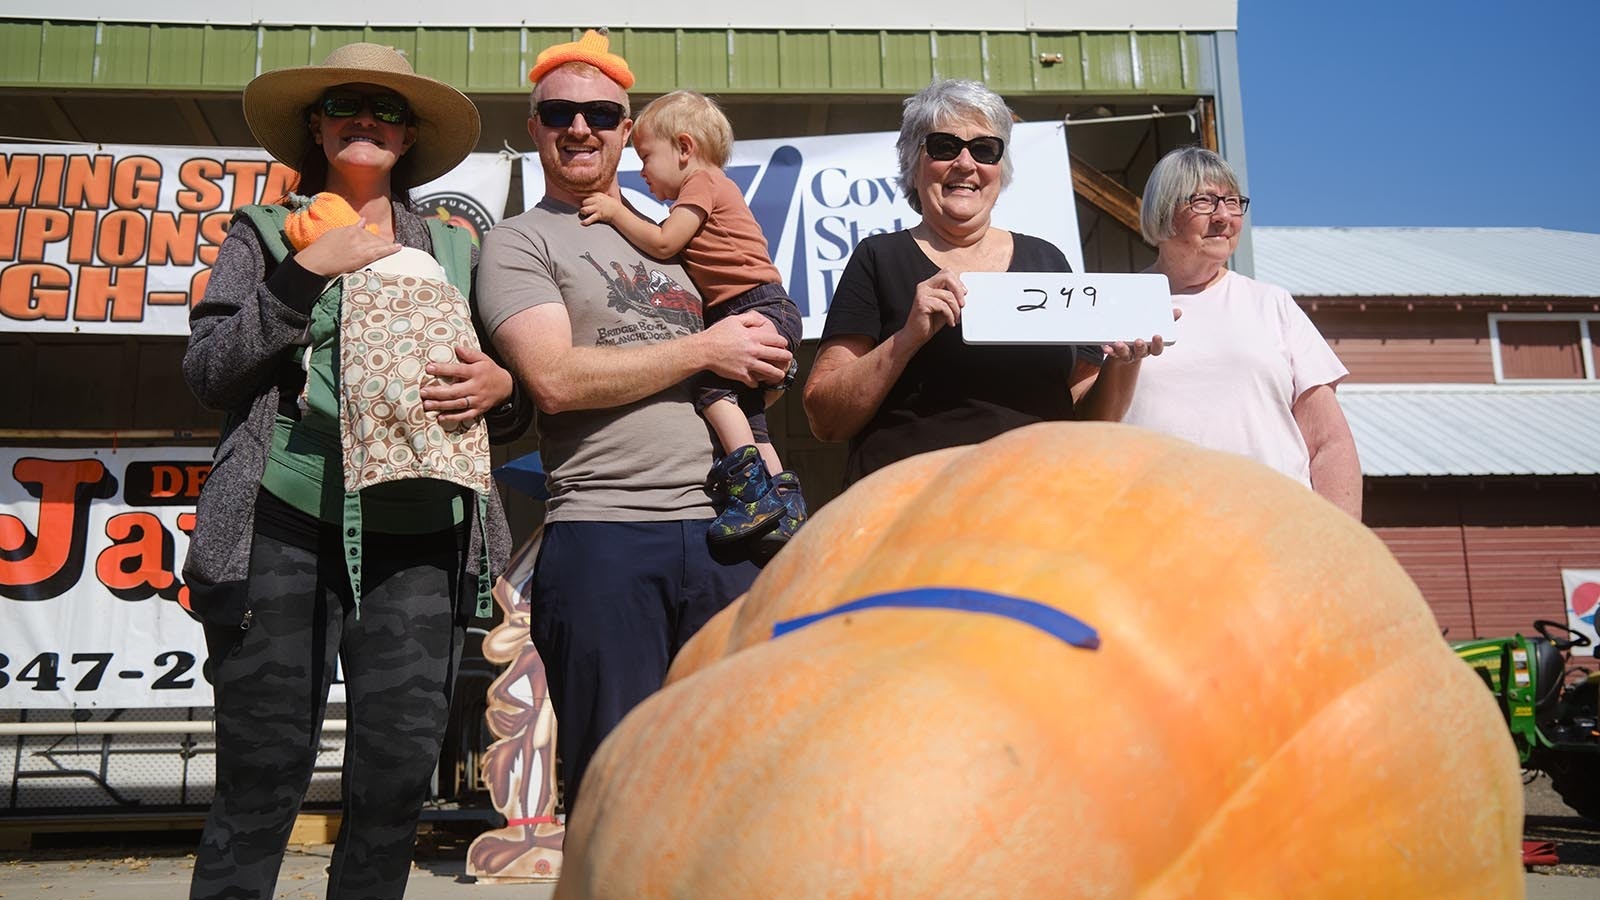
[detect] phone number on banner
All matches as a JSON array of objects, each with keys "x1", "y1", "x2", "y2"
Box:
[{"x1": 0, "y1": 648, "x2": 201, "y2": 698}]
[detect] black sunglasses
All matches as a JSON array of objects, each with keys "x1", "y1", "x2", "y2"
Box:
[
  {"x1": 318, "y1": 91, "x2": 411, "y2": 125},
  {"x1": 536, "y1": 99, "x2": 626, "y2": 131},
  {"x1": 924, "y1": 132, "x2": 1005, "y2": 165}
]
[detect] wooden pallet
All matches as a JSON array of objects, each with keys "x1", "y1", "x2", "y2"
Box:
[{"x1": 0, "y1": 811, "x2": 341, "y2": 850}]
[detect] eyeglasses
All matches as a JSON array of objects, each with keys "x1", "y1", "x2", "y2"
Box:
[
  {"x1": 1187, "y1": 193, "x2": 1250, "y2": 215},
  {"x1": 923, "y1": 132, "x2": 1006, "y2": 165},
  {"x1": 318, "y1": 91, "x2": 411, "y2": 125},
  {"x1": 535, "y1": 99, "x2": 627, "y2": 131}
]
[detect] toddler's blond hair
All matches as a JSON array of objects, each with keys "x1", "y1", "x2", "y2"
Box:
[{"x1": 633, "y1": 90, "x2": 734, "y2": 168}]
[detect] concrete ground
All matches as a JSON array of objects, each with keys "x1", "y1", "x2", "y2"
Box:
[
  {"x1": 0, "y1": 848, "x2": 1591, "y2": 900},
  {"x1": 0, "y1": 777, "x2": 1593, "y2": 898},
  {"x1": 0, "y1": 840, "x2": 554, "y2": 900}
]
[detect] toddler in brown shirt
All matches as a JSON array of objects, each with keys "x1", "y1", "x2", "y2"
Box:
[{"x1": 581, "y1": 90, "x2": 807, "y2": 554}]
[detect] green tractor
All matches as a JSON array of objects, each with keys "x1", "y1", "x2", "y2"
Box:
[{"x1": 1453, "y1": 621, "x2": 1600, "y2": 821}]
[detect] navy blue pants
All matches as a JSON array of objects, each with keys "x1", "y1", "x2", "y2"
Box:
[{"x1": 530, "y1": 519, "x2": 758, "y2": 809}]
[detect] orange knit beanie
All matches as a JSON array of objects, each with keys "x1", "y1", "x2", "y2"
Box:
[
  {"x1": 285, "y1": 192, "x2": 378, "y2": 250},
  {"x1": 528, "y1": 27, "x2": 635, "y2": 89}
]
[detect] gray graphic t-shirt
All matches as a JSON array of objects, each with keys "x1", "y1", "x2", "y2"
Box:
[{"x1": 478, "y1": 197, "x2": 716, "y2": 522}]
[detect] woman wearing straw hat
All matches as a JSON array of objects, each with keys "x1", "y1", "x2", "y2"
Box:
[{"x1": 182, "y1": 42, "x2": 524, "y2": 899}]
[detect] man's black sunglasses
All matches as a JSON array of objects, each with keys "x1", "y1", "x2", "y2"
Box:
[
  {"x1": 924, "y1": 132, "x2": 1005, "y2": 165},
  {"x1": 319, "y1": 91, "x2": 411, "y2": 125},
  {"x1": 536, "y1": 99, "x2": 626, "y2": 131}
]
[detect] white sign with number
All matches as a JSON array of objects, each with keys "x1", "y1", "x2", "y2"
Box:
[{"x1": 959, "y1": 272, "x2": 1178, "y2": 346}]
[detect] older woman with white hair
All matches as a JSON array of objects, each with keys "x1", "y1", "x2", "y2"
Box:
[
  {"x1": 1122, "y1": 146, "x2": 1361, "y2": 517},
  {"x1": 804, "y1": 79, "x2": 1168, "y2": 485}
]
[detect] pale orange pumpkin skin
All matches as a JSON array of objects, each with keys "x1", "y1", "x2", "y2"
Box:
[{"x1": 558, "y1": 423, "x2": 1524, "y2": 899}]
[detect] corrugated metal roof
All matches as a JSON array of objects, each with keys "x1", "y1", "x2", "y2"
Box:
[
  {"x1": 1339, "y1": 384, "x2": 1600, "y2": 477},
  {"x1": 1253, "y1": 227, "x2": 1600, "y2": 298}
]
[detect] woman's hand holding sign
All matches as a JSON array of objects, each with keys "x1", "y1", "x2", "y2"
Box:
[{"x1": 905, "y1": 269, "x2": 966, "y2": 346}]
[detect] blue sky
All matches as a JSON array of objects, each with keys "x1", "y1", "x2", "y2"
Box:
[{"x1": 1237, "y1": 1, "x2": 1599, "y2": 232}]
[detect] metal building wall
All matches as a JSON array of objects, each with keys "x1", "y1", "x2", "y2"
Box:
[
  {"x1": 1367, "y1": 481, "x2": 1600, "y2": 650},
  {"x1": 1311, "y1": 307, "x2": 1497, "y2": 385},
  {"x1": 0, "y1": 22, "x2": 1206, "y2": 95}
]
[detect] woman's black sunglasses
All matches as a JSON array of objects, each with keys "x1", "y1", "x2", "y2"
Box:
[
  {"x1": 319, "y1": 91, "x2": 411, "y2": 125},
  {"x1": 536, "y1": 99, "x2": 626, "y2": 131},
  {"x1": 924, "y1": 132, "x2": 1005, "y2": 165}
]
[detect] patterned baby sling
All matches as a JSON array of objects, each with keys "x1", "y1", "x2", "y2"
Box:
[{"x1": 238, "y1": 204, "x2": 495, "y2": 616}]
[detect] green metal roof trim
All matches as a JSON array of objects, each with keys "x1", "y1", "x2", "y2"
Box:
[{"x1": 0, "y1": 21, "x2": 1208, "y2": 95}]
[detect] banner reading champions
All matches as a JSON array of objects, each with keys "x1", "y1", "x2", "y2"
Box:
[
  {"x1": 0, "y1": 145, "x2": 512, "y2": 336},
  {"x1": 520, "y1": 120, "x2": 1083, "y2": 339}
]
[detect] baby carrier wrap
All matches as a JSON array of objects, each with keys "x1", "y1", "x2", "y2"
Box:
[{"x1": 238, "y1": 200, "x2": 494, "y2": 616}]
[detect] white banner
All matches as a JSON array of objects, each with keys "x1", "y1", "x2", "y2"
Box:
[
  {"x1": 1561, "y1": 568, "x2": 1600, "y2": 656},
  {"x1": 413, "y1": 151, "x2": 514, "y2": 251},
  {"x1": 3, "y1": 448, "x2": 206, "y2": 708},
  {"x1": 519, "y1": 120, "x2": 1082, "y2": 340},
  {"x1": 1, "y1": 146, "x2": 511, "y2": 336}
]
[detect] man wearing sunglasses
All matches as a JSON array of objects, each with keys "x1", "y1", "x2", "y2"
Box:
[{"x1": 477, "y1": 29, "x2": 787, "y2": 811}]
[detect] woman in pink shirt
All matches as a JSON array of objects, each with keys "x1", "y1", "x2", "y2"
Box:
[{"x1": 1121, "y1": 146, "x2": 1362, "y2": 519}]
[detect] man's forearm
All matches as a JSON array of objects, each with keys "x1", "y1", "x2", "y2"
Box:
[{"x1": 497, "y1": 314, "x2": 708, "y2": 414}]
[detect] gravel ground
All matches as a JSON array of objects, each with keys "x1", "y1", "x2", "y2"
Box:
[{"x1": 1524, "y1": 771, "x2": 1600, "y2": 878}]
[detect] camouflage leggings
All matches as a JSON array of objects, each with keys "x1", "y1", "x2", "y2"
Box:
[{"x1": 190, "y1": 528, "x2": 465, "y2": 900}]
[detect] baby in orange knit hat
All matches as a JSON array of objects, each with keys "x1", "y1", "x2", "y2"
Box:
[{"x1": 286, "y1": 192, "x2": 441, "y2": 279}]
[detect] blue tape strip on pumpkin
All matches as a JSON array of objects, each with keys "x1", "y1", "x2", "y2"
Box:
[{"x1": 771, "y1": 587, "x2": 1100, "y2": 650}]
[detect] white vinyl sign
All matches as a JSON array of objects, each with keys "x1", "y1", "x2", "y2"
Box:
[
  {"x1": 960, "y1": 272, "x2": 1178, "y2": 346},
  {"x1": 0, "y1": 146, "x2": 510, "y2": 336},
  {"x1": 520, "y1": 120, "x2": 1082, "y2": 340},
  {"x1": 0, "y1": 446, "x2": 348, "y2": 708}
]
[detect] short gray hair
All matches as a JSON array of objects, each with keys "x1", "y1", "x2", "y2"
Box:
[
  {"x1": 896, "y1": 80, "x2": 1015, "y2": 214},
  {"x1": 1140, "y1": 146, "x2": 1242, "y2": 244}
]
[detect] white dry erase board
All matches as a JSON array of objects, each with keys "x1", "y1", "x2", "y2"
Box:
[{"x1": 960, "y1": 272, "x2": 1177, "y2": 345}]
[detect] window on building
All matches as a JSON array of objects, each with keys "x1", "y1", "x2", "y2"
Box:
[{"x1": 1490, "y1": 315, "x2": 1596, "y2": 381}]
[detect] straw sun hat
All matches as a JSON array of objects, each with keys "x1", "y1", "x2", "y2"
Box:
[{"x1": 243, "y1": 42, "x2": 480, "y2": 185}]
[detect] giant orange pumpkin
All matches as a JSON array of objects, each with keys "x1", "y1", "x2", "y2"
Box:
[{"x1": 558, "y1": 423, "x2": 1523, "y2": 898}]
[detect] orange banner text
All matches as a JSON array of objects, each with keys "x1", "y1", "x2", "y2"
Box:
[{"x1": 0, "y1": 149, "x2": 297, "y2": 326}]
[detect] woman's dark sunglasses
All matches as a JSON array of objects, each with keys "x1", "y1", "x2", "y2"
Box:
[
  {"x1": 536, "y1": 99, "x2": 626, "y2": 131},
  {"x1": 924, "y1": 132, "x2": 1005, "y2": 165},
  {"x1": 319, "y1": 91, "x2": 411, "y2": 125}
]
